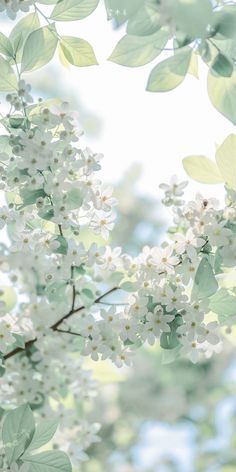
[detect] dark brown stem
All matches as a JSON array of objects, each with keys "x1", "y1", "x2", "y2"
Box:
[{"x1": 4, "y1": 287, "x2": 118, "y2": 361}]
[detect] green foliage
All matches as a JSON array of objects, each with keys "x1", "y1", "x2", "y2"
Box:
[
  {"x1": 146, "y1": 48, "x2": 192, "y2": 92},
  {"x1": 211, "y1": 53, "x2": 233, "y2": 78},
  {"x1": 183, "y1": 155, "x2": 223, "y2": 184},
  {"x1": 65, "y1": 188, "x2": 83, "y2": 210},
  {"x1": 2, "y1": 404, "x2": 35, "y2": 465},
  {"x1": 126, "y1": 2, "x2": 161, "y2": 36},
  {"x1": 108, "y1": 29, "x2": 168, "y2": 67},
  {"x1": 20, "y1": 189, "x2": 47, "y2": 207},
  {"x1": 208, "y1": 70, "x2": 236, "y2": 124},
  {"x1": 50, "y1": 0, "x2": 99, "y2": 21},
  {"x1": 0, "y1": 33, "x2": 14, "y2": 57},
  {"x1": 9, "y1": 12, "x2": 40, "y2": 63},
  {"x1": 59, "y1": 36, "x2": 98, "y2": 66},
  {"x1": 215, "y1": 134, "x2": 236, "y2": 191},
  {"x1": 120, "y1": 281, "x2": 138, "y2": 292},
  {"x1": 172, "y1": 0, "x2": 213, "y2": 39},
  {"x1": 0, "y1": 56, "x2": 17, "y2": 91},
  {"x1": 209, "y1": 288, "x2": 236, "y2": 322},
  {"x1": 54, "y1": 236, "x2": 68, "y2": 255},
  {"x1": 214, "y1": 6, "x2": 236, "y2": 39},
  {"x1": 192, "y1": 258, "x2": 218, "y2": 300},
  {"x1": 22, "y1": 450, "x2": 72, "y2": 472},
  {"x1": 23, "y1": 419, "x2": 59, "y2": 453},
  {"x1": 1, "y1": 405, "x2": 71, "y2": 471},
  {"x1": 21, "y1": 25, "x2": 58, "y2": 72},
  {"x1": 160, "y1": 314, "x2": 182, "y2": 350}
]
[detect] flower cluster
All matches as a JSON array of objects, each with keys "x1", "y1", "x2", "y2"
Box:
[{"x1": 0, "y1": 0, "x2": 36, "y2": 19}]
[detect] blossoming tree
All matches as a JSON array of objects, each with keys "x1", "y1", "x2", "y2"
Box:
[{"x1": 0, "y1": 0, "x2": 236, "y2": 470}]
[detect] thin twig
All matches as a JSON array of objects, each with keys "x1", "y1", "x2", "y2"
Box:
[{"x1": 4, "y1": 286, "x2": 118, "y2": 361}]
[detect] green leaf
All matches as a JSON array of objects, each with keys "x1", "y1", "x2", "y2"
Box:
[
  {"x1": 213, "y1": 6, "x2": 236, "y2": 39},
  {"x1": 59, "y1": 36, "x2": 98, "y2": 66},
  {"x1": 146, "y1": 48, "x2": 192, "y2": 92},
  {"x1": 24, "y1": 419, "x2": 59, "y2": 453},
  {"x1": 0, "y1": 33, "x2": 13, "y2": 57},
  {"x1": 120, "y1": 281, "x2": 137, "y2": 292},
  {"x1": 2, "y1": 404, "x2": 35, "y2": 465},
  {"x1": 38, "y1": 207, "x2": 54, "y2": 221},
  {"x1": 22, "y1": 451, "x2": 72, "y2": 472},
  {"x1": 54, "y1": 236, "x2": 68, "y2": 255},
  {"x1": 9, "y1": 13, "x2": 40, "y2": 63},
  {"x1": 81, "y1": 288, "x2": 94, "y2": 299},
  {"x1": 0, "y1": 136, "x2": 12, "y2": 155},
  {"x1": 0, "y1": 56, "x2": 17, "y2": 92},
  {"x1": 209, "y1": 288, "x2": 236, "y2": 322},
  {"x1": 12, "y1": 333, "x2": 25, "y2": 349},
  {"x1": 208, "y1": 69, "x2": 236, "y2": 124},
  {"x1": 51, "y1": 0, "x2": 99, "y2": 21},
  {"x1": 108, "y1": 29, "x2": 169, "y2": 67},
  {"x1": 215, "y1": 134, "x2": 236, "y2": 191},
  {"x1": 160, "y1": 315, "x2": 182, "y2": 350},
  {"x1": 65, "y1": 188, "x2": 83, "y2": 210},
  {"x1": 192, "y1": 257, "x2": 218, "y2": 300},
  {"x1": 183, "y1": 155, "x2": 223, "y2": 184},
  {"x1": 20, "y1": 189, "x2": 47, "y2": 207},
  {"x1": 211, "y1": 53, "x2": 233, "y2": 77},
  {"x1": 21, "y1": 25, "x2": 58, "y2": 72},
  {"x1": 127, "y1": 2, "x2": 161, "y2": 36},
  {"x1": 171, "y1": 0, "x2": 213, "y2": 39}
]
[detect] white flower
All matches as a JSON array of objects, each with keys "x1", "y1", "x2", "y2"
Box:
[
  {"x1": 145, "y1": 306, "x2": 174, "y2": 339},
  {"x1": 206, "y1": 221, "x2": 231, "y2": 247},
  {"x1": 119, "y1": 317, "x2": 138, "y2": 343},
  {"x1": 90, "y1": 212, "x2": 115, "y2": 240},
  {"x1": 174, "y1": 228, "x2": 205, "y2": 260},
  {"x1": 151, "y1": 245, "x2": 179, "y2": 273}
]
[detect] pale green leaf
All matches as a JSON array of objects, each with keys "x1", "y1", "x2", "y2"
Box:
[
  {"x1": 213, "y1": 6, "x2": 236, "y2": 39},
  {"x1": 22, "y1": 451, "x2": 72, "y2": 472},
  {"x1": 215, "y1": 134, "x2": 236, "y2": 191},
  {"x1": 24, "y1": 419, "x2": 59, "y2": 453},
  {"x1": 146, "y1": 48, "x2": 192, "y2": 92},
  {"x1": 65, "y1": 188, "x2": 83, "y2": 209},
  {"x1": 0, "y1": 56, "x2": 17, "y2": 91},
  {"x1": 2, "y1": 405, "x2": 35, "y2": 465},
  {"x1": 208, "y1": 69, "x2": 236, "y2": 124},
  {"x1": 0, "y1": 33, "x2": 13, "y2": 57},
  {"x1": 59, "y1": 36, "x2": 98, "y2": 66},
  {"x1": 172, "y1": 0, "x2": 213, "y2": 39},
  {"x1": 108, "y1": 29, "x2": 168, "y2": 67},
  {"x1": 192, "y1": 258, "x2": 218, "y2": 300},
  {"x1": 183, "y1": 155, "x2": 223, "y2": 184},
  {"x1": 51, "y1": 0, "x2": 99, "y2": 21},
  {"x1": 120, "y1": 281, "x2": 137, "y2": 292},
  {"x1": 188, "y1": 51, "x2": 198, "y2": 78},
  {"x1": 209, "y1": 288, "x2": 236, "y2": 321},
  {"x1": 21, "y1": 25, "x2": 58, "y2": 72},
  {"x1": 127, "y1": 2, "x2": 161, "y2": 36},
  {"x1": 211, "y1": 53, "x2": 234, "y2": 77},
  {"x1": 9, "y1": 13, "x2": 40, "y2": 63}
]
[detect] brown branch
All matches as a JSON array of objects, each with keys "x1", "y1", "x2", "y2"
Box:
[{"x1": 4, "y1": 286, "x2": 118, "y2": 361}]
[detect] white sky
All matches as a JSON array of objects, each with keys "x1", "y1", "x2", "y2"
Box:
[{"x1": 2, "y1": 2, "x2": 236, "y2": 202}]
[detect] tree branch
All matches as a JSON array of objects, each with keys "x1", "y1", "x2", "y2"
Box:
[{"x1": 4, "y1": 286, "x2": 118, "y2": 361}]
